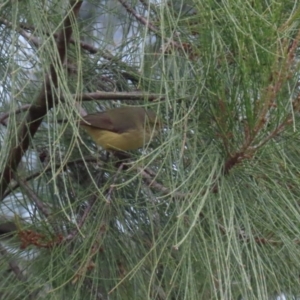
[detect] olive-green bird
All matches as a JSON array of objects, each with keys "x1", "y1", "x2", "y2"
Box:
[{"x1": 80, "y1": 107, "x2": 162, "y2": 151}]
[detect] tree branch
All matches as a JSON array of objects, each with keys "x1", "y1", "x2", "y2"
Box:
[
  {"x1": 0, "y1": 1, "x2": 83, "y2": 200},
  {"x1": 0, "y1": 104, "x2": 31, "y2": 125},
  {"x1": 0, "y1": 244, "x2": 40, "y2": 299},
  {"x1": 78, "y1": 91, "x2": 164, "y2": 102},
  {"x1": 118, "y1": 0, "x2": 159, "y2": 33}
]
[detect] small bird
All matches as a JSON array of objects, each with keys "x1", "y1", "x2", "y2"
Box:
[{"x1": 80, "y1": 107, "x2": 162, "y2": 151}]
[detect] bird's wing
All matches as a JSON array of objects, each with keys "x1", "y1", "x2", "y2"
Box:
[
  {"x1": 80, "y1": 111, "x2": 140, "y2": 133},
  {"x1": 80, "y1": 113, "x2": 115, "y2": 131}
]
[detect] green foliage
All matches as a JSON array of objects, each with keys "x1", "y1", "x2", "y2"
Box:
[{"x1": 1, "y1": 0, "x2": 300, "y2": 299}]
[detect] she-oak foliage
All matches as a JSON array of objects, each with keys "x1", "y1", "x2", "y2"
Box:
[{"x1": 0, "y1": 0, "x2": 300, "y2": 299}]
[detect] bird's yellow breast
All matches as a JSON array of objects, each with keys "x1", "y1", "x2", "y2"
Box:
[{"x1": 81, "y1": 126, "x2": 154, "y2": 151}]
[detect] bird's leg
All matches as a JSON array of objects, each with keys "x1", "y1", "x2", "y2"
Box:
[
  {"x1": 112, "y1": 150, "x2": 131, "y2": 169},
  {"x1": 105, "y1": 150, "x2": 110, "y2": 161}
]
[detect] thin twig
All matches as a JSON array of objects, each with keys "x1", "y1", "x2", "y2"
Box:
[
  {"x1": 0, "y1": 244, "x2": 26, "y2": 282},
  {"x1": 118, "y1": 0, "x2": 159, "y2": 33},
  {"x1": 0, "y1": 244, "x2": 40, "y2": 299},
  {"x1": 106, "y1": 162, "x2": 128, "y2": 202},
  {"x1": 3, "y1": 156, "x2": 101, "y2": 199},
  {"x1": 76, "y1": 91, "x2": 164, "y2": 102},
  {"x1": 14, "y1": 177, "x2": 50, "y2": 217},
  {"x1": 248, "y1": 117, "x2": 293, "y2": 151},
  {"x1": 222, "y1": 30, "x2": 300, "y2": 175},
  {"x1": 64, "y1": 197, "x2": 96, "y2": 241},
  {"x1": 117, "y1": 0, "x2": 183, "y2": 50},
  {"x1": 64, "y1": 167, "x2": 106, "y2": 242},
  {"x1": 71, "y1": 221, "x2": 106, "y2": 284},
  {"x1": 219, "y1": 224, "x2": 297, "y2": 246},
  {"x1": 138, "y1": 167, "x2": 188, "y2": 199}
]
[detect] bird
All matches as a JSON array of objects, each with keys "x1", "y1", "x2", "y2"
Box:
[{"x1": 79, "y1": 107, "x2": 162, "y2": 151}]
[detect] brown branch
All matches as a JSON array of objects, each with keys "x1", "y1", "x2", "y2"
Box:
[
  {"x1": 75, "y1": 38, "x2": 100, "y2": 54},
  {"x1": 19, "y1": 21, "x2": 113, "y2": 57},
  {"x1": 221, "y1": 31, "x2": 300, "y2": 176},
  {"x1": 248, "y1": 117, "x2": 293, "y2": 152},
  {"x1": 0, "y1": 104, "x2": 31, "y2": 125},
  {"x1": 0, "y1": 1, "x2": 83, "y2": 200},
  {"x1": 117, "y1": 0, "x2": 159, "y2": 33},
  {"x1": 222, "y1": 116, "x2": 293, "y2": 175},
  {"x1": 0, "y1": 92, "x2": 164, "y2": 127},
  {"x1": 77, "y1": 91, "x2": 164, "y2": 102}
]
